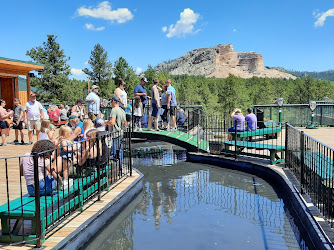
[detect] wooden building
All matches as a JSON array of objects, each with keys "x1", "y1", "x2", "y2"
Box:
[{"x1": 0, "y1": 57, "x2": 44, "y2": 109}]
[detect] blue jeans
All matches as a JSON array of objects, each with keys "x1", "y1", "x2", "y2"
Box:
[
  {"x1": 112, "y1": 135, "x2": 124, "y2": 173},
  {"x1": 27, "y1": 176, "x2": 57, "y2": 196}
]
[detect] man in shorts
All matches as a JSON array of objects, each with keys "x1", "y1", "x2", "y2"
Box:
[
  {"x1": 147, "y1": 78, "x2": 161, "y2": 131},
  {"x1": 13, "y1": 98, "x2": 25, "y2": 144},
  {"x1": 24, "y1": 93, "x2": 44, "y2": 144},
  {"x1": 166, "y1": 79, "x2": 177, "y2": 131}
]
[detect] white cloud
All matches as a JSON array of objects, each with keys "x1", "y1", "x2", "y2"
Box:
[
  {"x1": 84, "y1": 61, "x2": 89, "y2": 65},
  {"x1": 71, "y1": 68, "x2": 84, "y2": 76},
  {"x1": 162, "y1": 8, "x2": 200, "y2": 38},
  {"x1": 233, "y1": 28, "x2": 237, "y2": 32},
  {"x1": 314, "y1": 8, "x2": 334, "y2": 27},
  {"x1": 77, "y1": 1, "x2": 134, "y2": 24},
  {"x1": 85, "y1": 23, "x2": 105, "y2": 31},
  {"x1": 135, "y1": 67, "x2": 142, "y2": 75}
]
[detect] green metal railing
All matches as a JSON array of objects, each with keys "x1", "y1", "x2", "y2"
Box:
[{"x1": 254, "y1": 104, "x2": 334, "y2": 126}]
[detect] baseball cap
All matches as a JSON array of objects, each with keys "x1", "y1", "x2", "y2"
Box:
[
  {"x1": 68, "y1": 115, "x2": 78, "y2": 120},
  {"x1": 30, "y1": 93, "x2": 37, "y2": 97},
  {"x1": 91, "y1": 85, "x2": 100, "y2": 90},
  {"x1": 95, "y1": 117, "x2": 105, "y2": 131},
  {"x1": 141, "y1": 77, "x2": 148, "y2": 83},
  {"x1": 77, "y1": 99, "x2": 84, "y2": 104},
  {"x1": 111, "y1": 96, "x2": 121, "y2": 103}
]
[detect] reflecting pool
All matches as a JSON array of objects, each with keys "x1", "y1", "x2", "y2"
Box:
[{"x1": 85, "y1": 143, "x2": 303, "y2": 250}]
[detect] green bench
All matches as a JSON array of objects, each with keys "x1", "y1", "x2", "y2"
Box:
[
  {"x1": 231, "y1": 127, "x2": 282, "y2": 141},
  {"x1": 0, "y1": 167, "x2": 110, "y2": 244},
  {"x1": 292, "y1": 152, "x2": 333, "y2": 180},
  {"x1": 223, "y1": 141, "x2": 285, "y2": 165}
]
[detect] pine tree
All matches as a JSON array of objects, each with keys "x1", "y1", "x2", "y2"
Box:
[
  {"x1": 26, "y1": 34, "x2": 71, "y2": 103},
  {"x1": 83, "y1": 44, "x2": 114, "y2": 98}
]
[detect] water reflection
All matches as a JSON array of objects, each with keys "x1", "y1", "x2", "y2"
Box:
[{"x1": 85, "y1": 143, "x2": 301, "y2": 250}]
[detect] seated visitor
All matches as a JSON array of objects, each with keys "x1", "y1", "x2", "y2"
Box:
[
  {"x1": 21, "y1": 140, "x2": 62, "y2": 196},
  {"x1": 245, "y1": 107, "x2": 257, "y2": 131},
  {"x1": 176, "y1": 108, "x2": 186, "y2": 126},
  {"x1": 228, "y1": 108, "x2": 245, "y2": 140}
]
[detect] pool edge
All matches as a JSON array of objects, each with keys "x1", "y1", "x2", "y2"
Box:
[{"x1": 187, "y1": 152, "x2": 334, "y2": 250}]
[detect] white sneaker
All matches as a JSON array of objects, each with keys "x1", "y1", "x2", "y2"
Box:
[
  {"x1": 139, "y1": 128, "x2": 143, "y2": 131},
  {"x1": 135, "y1": 127, "x2": 139, "y2": 132}
]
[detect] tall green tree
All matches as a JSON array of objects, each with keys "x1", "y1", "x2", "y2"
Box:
[
  {"x1": 113, "y1": 57, "x2": 139, "y2": 99},
  {"x1": 26, "y1": 34, "x2": 71, "y2": 103},
  {"x1": 83, "y1": 44, "x2": 114, "y2": 98}
]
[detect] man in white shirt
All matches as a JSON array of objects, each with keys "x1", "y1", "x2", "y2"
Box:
[
  {"x1": 85, "y1": 85, "x2": 100, "y2": 115},
  {"x1": 24, "y1": 93, "x2": 44, "y2": 144}
]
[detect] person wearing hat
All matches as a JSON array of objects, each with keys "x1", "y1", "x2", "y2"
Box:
[
  {"x1": 85, "y1": 85, "x2": 100, "y2": 116},
  {"x1": 24, "y1": 93, "x2": 44, "y2": 144},
  {"x1": 134, "y1": 77, "x2": 149, "y2": 110},
  {"x1": 67, "y1": 114, "x2": 84, "y2": 142},
  {"x1": 71, "y1": 99, "x2": 85, "y2": 121},
  {"x1": 228, "y1": 108, "x2": 245, "y2": 140},
  {"x1": 107, "y1": 96, "x2": 126, "y2": 172}
]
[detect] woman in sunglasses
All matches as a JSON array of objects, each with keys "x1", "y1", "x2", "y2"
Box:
[
  {"x1": 114, "y1": 78, "x2": 128, "y2": 110},
  {"x1": 0, "y1": 99, "x2": 12, "y2": 146}
]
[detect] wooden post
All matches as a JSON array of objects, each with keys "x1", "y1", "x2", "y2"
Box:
[
  {"x1": 14, "y1": 77, "x2": 19, "y2": 98},
  {"x1": 26, "y1": 74, "x2": 31, "y2": 100},
  {"x1": 87, "y1": 78, "x2": 90, "y2": 93}
]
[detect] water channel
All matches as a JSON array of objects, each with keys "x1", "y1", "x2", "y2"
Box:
[{"x1": 85, "y1": 142, "x2": 305, "y2": 250}]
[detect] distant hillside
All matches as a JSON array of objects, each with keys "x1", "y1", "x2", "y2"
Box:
[
  {"x1": 267, "y1": 67, "x2": 334, "y2": 81},
  {"x1": 156, "y1": 44, "x2": 296, "y2": 79},
  {"x1": 287, "y1": 70, "x2": 334, "y2": 81}
]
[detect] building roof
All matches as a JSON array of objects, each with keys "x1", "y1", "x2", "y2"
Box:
[{"x1": 0, "y1": 57, "x2": 44, "y2": 76}]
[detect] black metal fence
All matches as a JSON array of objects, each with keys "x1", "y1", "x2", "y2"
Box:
[
  {"x1": 0, "y1": 128, "x2": 132, "y2": 247},
  {"x1": 199, "y1": 113, "x2": 285, "y2": 165},
  {"x1": 254, "y1": 104, "x2": 334, "y2": 126},
  {"x1": 285, "y1": 123, "x2": 334, "y2": 226}
]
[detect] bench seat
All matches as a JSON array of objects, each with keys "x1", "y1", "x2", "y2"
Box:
[
  {"x1": 231, "y1": 127, "x2": 282, "y2": 140},
  {"x1": 223, "y1": 141, "x2": 285, "y2": 165},
  {"x1": 0, "y1": 166, "x2": 110, "y2": 243}
]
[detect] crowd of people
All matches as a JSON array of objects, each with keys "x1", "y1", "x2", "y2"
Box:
[{"x1": 0, "y1": 77, "x2": 186, "y2": 195}]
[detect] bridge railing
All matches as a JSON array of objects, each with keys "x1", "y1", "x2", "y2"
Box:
[
  {"x1": 200, "y1": 114, "x2": 284, "y2": 164},
  {"x1": 254, "y1": 104, "x2": 334, "y2": 126},
  {"x1": 0, "y1": 128, "x2": 132, "y2": 247},
  {"x1": 285, "y1": 123, "x2": 334, "y2": 227}
]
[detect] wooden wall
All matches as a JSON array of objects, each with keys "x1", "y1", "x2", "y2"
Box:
[
  {"x1": 18, "y1": 91, "x2": 28, "y2": 106},
  {"x1": 0, "y1": 77, "x2": 14, "y2": 109}
]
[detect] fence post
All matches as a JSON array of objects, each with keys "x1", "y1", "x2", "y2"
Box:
[
  {"x1": 96, "y1": 138, "x2": 101, "y2": 201},
  {"x1": 300, "y1": 131, "x2": 305, "y2": 194},
  {"x1": 285, "y1": 122, "x2": 288, "y2": 168},
  {"x1": 234, "y1": 122, "x2": 237, "y2": 160},
  {"x1": 33, "y1": 153, "x2": 42, "y2": 247},
  {"x1": 129, "y1": 126, "x2": 132, "y2": 177}
]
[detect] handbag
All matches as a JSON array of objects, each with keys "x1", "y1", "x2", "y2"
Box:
[{"x1": 5, "y1": 119, "x2": 13, "y2": 126}]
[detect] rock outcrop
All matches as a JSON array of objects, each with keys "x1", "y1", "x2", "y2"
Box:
[{"x1": 155, "y1": 44, "x2": 296, "y2": 79}]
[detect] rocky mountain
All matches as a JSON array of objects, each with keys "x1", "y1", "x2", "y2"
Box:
[{"x1": 156, "y1": 44, "x2": 296, "y2": 79}]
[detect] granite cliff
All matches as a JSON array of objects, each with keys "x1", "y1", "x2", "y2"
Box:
[{"x1": 155, "y1": 44, "x2": 296, "y2": 79}]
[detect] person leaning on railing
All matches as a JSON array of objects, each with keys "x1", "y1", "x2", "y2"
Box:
[
  {"x1": 107, "y1": 96, "x2": 126, "y2": 173},
  {"x1": 21, "y1": 140, "x2": 62, "y2": 196}
]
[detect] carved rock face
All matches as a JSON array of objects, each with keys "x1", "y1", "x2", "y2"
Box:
[{"x1": 156, "y1": 44, "x2": 296, "y2": 79}]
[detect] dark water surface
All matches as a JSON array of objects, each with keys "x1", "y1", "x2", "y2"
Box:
[{"x1": 85, "y1": 143, "x2": 302, "y2": 250}]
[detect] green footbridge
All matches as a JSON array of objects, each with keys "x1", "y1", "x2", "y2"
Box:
[{"x1": 132, "y1": 129, "x2": 210, "y2": 153}]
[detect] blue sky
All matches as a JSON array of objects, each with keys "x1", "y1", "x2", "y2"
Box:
[{"x1": 0, "y1": 0, "x2": 333, "y2": 80}]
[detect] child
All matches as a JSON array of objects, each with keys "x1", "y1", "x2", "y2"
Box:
[
  {"x1": 83, "y1": 118, "x2": 95, "y2": 139},
  {"x1": 21, "y1": 140, "x2": 62, "y2": 196},
  {"x1": 133, "y1": 96, "x2": 143, "y2": 131},
  {"x1": 40, "y1": 120, "x2": 55, "y2": 142},
  {"x1": 55, "y1": 125, "x2": 78, "y2": 189},
  {"x1": 12, "y1": 98, "x2": 25, "y2": 145}
]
